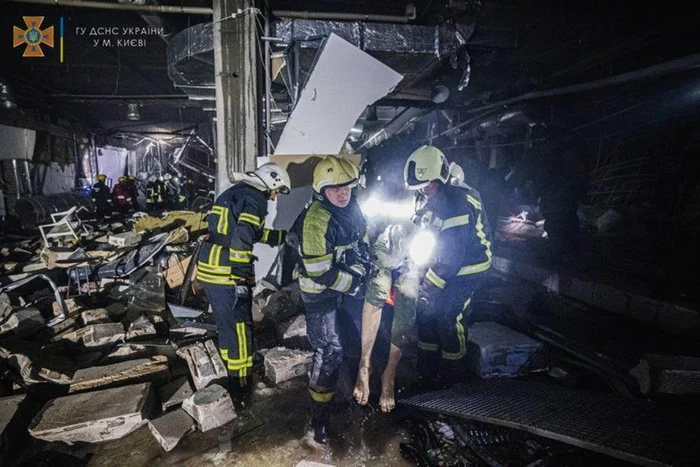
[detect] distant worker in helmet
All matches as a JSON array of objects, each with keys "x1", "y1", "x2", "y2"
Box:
[
  {"x1": 196, "y1": 163, "x2": 291, "y2": 408},
  {"x1": 146, "y1": 174, "x2": 164, "y2": 212},
  {"x1": 127, "y1": 175, "x2": 141, "y2": 211},
  {"x1": 403, "y1": 146, "x2": 493, "y2": 387},
  {"x1": 112, "y1": 176, "x2": 133, "y2": 215},
  {"x1": 91, "y1": 174, "x2": 112, "y2": 221},
  {"x1": 169, "y1": 175, "x2": 187, "y2": 210},
  {"x1": 290, "y1": 155, "x2": 372, "y2": 444}
]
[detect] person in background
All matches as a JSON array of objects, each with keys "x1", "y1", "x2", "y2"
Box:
[
  {"x1": 112, "y1": 176, "x2": 133, "y2": 215},
  {"x1": 127, "y1": 175, "x2": 141, "y2": 211},
  {"x1": 91, "y1": 174, "x2": 112, "y2": 221}
]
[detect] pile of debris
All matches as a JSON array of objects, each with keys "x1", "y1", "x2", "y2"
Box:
[{"x1": 0, "y1": 208, "x2": 321, "y2": 464}]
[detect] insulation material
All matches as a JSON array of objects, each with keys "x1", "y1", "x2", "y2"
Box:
[
  {"x1": 0, "y1": 124, "x2": 35, "y2": 160},
  {"x1": 96, "y1": 146, "x2": 127, "y2": 187},
  {"x1": 274, "y1": 33, "x2": 403, "y2": 156}
]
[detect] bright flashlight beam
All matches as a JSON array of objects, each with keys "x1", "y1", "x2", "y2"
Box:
[
  {"x1": 409, "y1": 229, "x2": 436, "y2": 266},
  {"x1": 360, "y1": 196, "x2": 414, "y2": 220}
]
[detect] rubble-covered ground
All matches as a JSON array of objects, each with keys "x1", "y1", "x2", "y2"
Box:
[{"x1": 2, "y1": 208, "x2": 699, "y2": 466}]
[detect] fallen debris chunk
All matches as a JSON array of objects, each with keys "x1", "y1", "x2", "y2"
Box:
[
  {"x1": 69, "y1": 355, "x2": 169, "y2": 393},
  {"x1": 100, "y1": 344, "x2": 154, "y2": 364},
  {"x1": 163, "y1": 255, "x2": 192, "y2": 289},
  {"x1": 79, "y1": 308, "x2": 112, "y2": 326},
  {"x1": 182, "y1": 384, "x2": 237, "y2": 432},
  {"x1": 467, "y1": 322, "x2": 546, "y2": 378},
  {"x1": 176, "y1": 340, "x2": 227, "y2": 389},
  {"x1": 29, "y1": 383, "x2": 152, "y2": 444},
  {"x1": 261, "y1": 285, "x2": 304, "y2": 324},
  {"x1": 276, "y1": 314, "x2": 310, "y2": 350},
  {"x1": 159, "y1": 376, "x2": 195, "y2": 411},
  {"x1": 55, "y1": 323, "x2": 125, "y2": 348},
  {"x1": 263, "y1": 347, "x2": 313, "y2": 385},
  {"x1": 148, "y1": 408, "x2": 196, "y2": 452},
  {"x1": 630, "y1": 354, "x2": 700, "y2": 395},
  {"x1": 125, "y1": 315, "x2": 158, "y2": 341},
  {"x1": 108, "y1": 231, "x2": 142, "y2": 247},
  {"x1": 0, "y1": 307, "x2": 45, "y2": 338}
]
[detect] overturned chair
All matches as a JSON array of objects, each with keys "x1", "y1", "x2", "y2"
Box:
[{"x1": 38, "y1": 206, "x2": 91, "y2": 247}]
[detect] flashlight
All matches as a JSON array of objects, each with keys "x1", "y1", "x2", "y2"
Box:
[{"x1": 409, "y1": 229, "x2": 436, "y2": 266}]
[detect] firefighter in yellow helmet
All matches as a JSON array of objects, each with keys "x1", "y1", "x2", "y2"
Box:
[
  {"x1": 290, "y1": 155, "x2": 372, "y2": 443},
  {"x1": 91, "y1": 174, "x2": 112, "y2": 220},
  {"x1": 196, "y1": 163, "x2": 291, "y2": 407},
  {"x1": 404, "y1": 145, "x2": 493, "y2": 387}
]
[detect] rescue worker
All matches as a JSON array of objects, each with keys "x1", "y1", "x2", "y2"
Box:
[
  {"x1": 127, "y1": 175, "x2": 141, "y2": 211},
  {"x1": 112, "y1": 176, "x2": 133, "y2": 215},
  {"x1": 291, "y1": 155, "x2": 370, "y2": 444},
  {"x1": 91, "y1": 174, "x2": 112, "y2": 221},
  {"x1": 169, "y1": 175, "x2": 187, "y2": 210},
  {"x1": 403, "y1": 146, "x2": 493, "y2": 386},
  {"x1": 146, "y1": 174, "x2": 164, "y2": 212},
  {"x1": 196, "y1": 163, "x2": 291, "y2": 406},
  {"x1": 162, "y1": 173, "x2": 176, "y2": 210}
]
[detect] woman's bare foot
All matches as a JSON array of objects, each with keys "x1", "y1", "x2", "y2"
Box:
[
  {"x1": 379, "y1": 374, "x2": 395, "y2": 413},
  {"x1": 353, "y1": 366, "x2": 371, "y2": 405}
]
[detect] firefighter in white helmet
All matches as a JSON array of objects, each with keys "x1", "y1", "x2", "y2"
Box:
[
  {"x1": 404, "y1": 145, "x2": 493, "y2": 386},
  {"x1": 196, "y1": 162, "x2": 291, "y2": 407}
]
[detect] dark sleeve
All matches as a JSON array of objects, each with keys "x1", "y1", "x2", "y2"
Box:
[
  {"x1": 229, "y1": 194, "x2": 267, "y2": 279},
  {"x1": 260, "y1": 228, "x2": 287, "y2": 246}
]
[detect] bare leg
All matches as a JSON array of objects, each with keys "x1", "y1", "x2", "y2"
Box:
[
  {"x1": 380, "y1": 344, "x2": 402, "y2": 413},
  {"x1": 353, "y1": 302, "x2": 383, "y2": 406}
]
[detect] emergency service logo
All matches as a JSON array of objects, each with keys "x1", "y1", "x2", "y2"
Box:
[{"x1": 13, "y1": 16, "x2": 54, "y2": 57}]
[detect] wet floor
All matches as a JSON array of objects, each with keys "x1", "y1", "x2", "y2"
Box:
[{"x1": 85, "y1": 376, "x2": 413, "y2": 467}]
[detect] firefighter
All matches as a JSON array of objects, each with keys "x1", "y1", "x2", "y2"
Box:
[
  {"x1": 162, "y1": 173, "x2": 176, "y2": 210},
  {"x1": 403, "y1": 145, "x2": 493, "y2": 386},
  {"x1": 195, "y1": 163, "x2": 291, "y2": 407},
  {"x1": 170, "y1": 176, "x2": 187, "y2": 210},
  {"x1": 112, "y1": 176, "x2": 133, "y2": 215},
  {"x1": 291, "y1": 155, "x2": 370, "y2": 444},
  {"x1": 127, "y1": 175, "x2": 141, "y2": 211},
  {"x1": 146, "y1": 175, "x2": 164, "y2": 212},
  {"x1": 91, "y1": 174, "x2": 112, "y2": 221}
]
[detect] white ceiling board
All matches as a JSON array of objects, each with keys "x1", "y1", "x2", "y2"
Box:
[{"x1": 274, "y1": 33, "x2": 403, "y2": 156}]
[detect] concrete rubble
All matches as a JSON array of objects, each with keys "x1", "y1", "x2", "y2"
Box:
[
  {"x1": 466, "y1": 322, "x2": 546, "y2": 377},
  {"x1": 176, "y1": 340, "x2": 227, "y2": 389},
  {"x1": 263, "y1": 346, "x2": 314, "y2": 385},
  {"x1": 182, "y1": 384, "x2": 237, "y2": 432},
  {"x1": 159, "y1": 376, "x2": 195, "y2": 411},
  {"x1": 69, "y1": 355, "x2": 169, "y2": 393},
  {"x1": 28, "y1": 383, "x2": 153, "y2": 444},
  {"x1": 148, "y1": 408, "x2": 196, "y2": 452}
]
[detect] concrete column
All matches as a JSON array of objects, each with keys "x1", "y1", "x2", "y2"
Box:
[{"x1": 213, "y1": 0, "x2": 259, "y2": 195}]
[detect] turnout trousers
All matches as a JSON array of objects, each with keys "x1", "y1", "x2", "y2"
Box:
[
  {"x1": 202, "y1": 282, "x2": 253, "y2": 391},
  {"x1": 416, "y1": 276, "x2": 482, "y2": 383}
]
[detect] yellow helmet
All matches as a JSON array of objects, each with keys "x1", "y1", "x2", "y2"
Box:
[
  {"x1": 128, "y1": 175, "x2": 136, "y2": 181},
  {"x1": 97, "y1": 174, "x2": 107, "y2": 182},
  {"x1": 118, "y1": 176, "x2": 127, "y2": 183},
  {"x1": 313, "y1": 155, "x2": 359, "y2": 193}
]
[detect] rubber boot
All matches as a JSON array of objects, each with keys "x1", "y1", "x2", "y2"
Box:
[
  {"x1": 308, "y1": 401, "x2": 331, "y2": 444},
  {"x1": 228, "y1": 374, "x2": 252, "y2": 411}
]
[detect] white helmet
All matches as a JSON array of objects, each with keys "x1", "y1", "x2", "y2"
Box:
[
  {"x1": 148, "y1": 175, "x2": 157, "y2": 182},
  {"x1": 163, "y1": 173, "x2": 172, "y2": 181},
  {"x1": 247, "y1": 162, "x2": 291, "y2": 194},
  {"x1": 449, "y1": 161, "x2": 465, "y2": 184},
  {"x1": 404, "y1": 145, "x2": 450, "y2": 190}
]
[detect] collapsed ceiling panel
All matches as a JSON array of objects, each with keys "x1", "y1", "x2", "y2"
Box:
[{"x1": 274, "y1": 33, "x2": 403, "y2": 156}]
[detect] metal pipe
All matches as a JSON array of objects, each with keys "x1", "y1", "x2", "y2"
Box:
[
  {"x1": 11, "y1": 160, "x2": 21, "y2": 200},
  {"x1": 264, "y1": 0, "x2": 272, "y2": 157},
  {"x1": 272, "y1": 9, "x2": 414, "y2": 24},
  {"x1": 5, "y1": 0, "x2": 213, "y2": 15},
  {"x1": 23, "y1": 160, "x2": 32, "y2": 196},
  {"x1": 360, "y1": 107, "x2": 425, "y2": 150}
]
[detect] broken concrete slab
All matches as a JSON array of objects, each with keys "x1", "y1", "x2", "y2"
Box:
[
  {"x1": 176, "y1": 340, "x2": 227, "y2": 390},
  {"x1": 148, "y1": 408, "x2": 196, "y2": 452},
  {"x1": 108, "y1": 231, "x2": 142, "y2": 247},
  {"x1": 8, "y1": 352, "x2": 73, "y2": 385},
  {"x1": 466, "y1": 322, "x2": 546, "y2": 378},
  {"x1": 29, "y1": 382, "x2": 152, "y2": 444},
  {"x1": 0, "y1": 307, "x2": 45, "y2": 338},
  {"x1": 263, "y1": 347, "x2": 313, "y2": 385},
  {"x1": 0, "y1": 394, "x2": 25, "y2": 436},
  {"x1": 276, "y1": 314, "x2": 310, "y2": 350},
  {"x1": 0, "y1": 394, "x2": 39, "y2": 465},
  {"x1": 261, "y1": 285, "x2": 304, "y2": 324},
  {"x1": 125, "y1": 315, "x2": 158, "y2": 341},
  {"x1": 79, "y1": 308, "x2": 112, "y2": 326},
  {"x1": 158, "y1": 376, "x2": 195, "y2": 411},
  {"x1": 100, "y1": 344, "x2": 154, "y2": 364},
  {"x1": 182, "y1": 384, "x2": 237, "y2": 432},
  {"x1": 55, "y1": 322, "x2": 125, "y2": 348},
  {"x1": 69, "y1": 355, "x2": 169, "y2": 393},
  {"x1": 630, "y1": 354, "x2": 700, "y2": 395}
]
